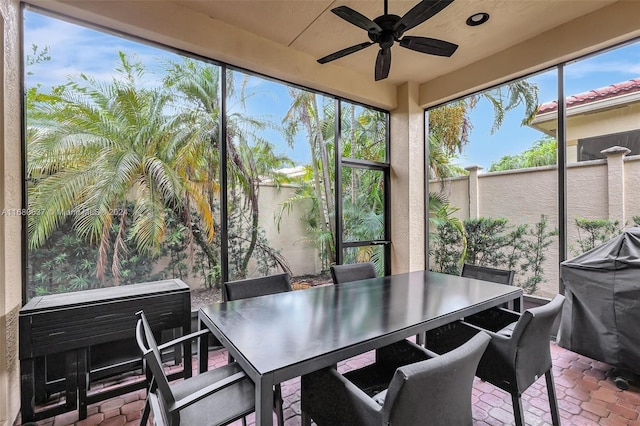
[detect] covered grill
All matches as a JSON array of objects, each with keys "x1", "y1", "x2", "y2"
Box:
[{"x1": 558, "y1": 227, "x2": 640, "y2": 389}]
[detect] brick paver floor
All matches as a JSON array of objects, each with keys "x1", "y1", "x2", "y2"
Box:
[{"x1": 17, "y1": 342, "x2": 640, "y2": 426}]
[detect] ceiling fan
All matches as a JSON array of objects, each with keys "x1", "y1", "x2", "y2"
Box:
[{"x1": 318, "y1": 0, "x2": 458, "y2": 81}]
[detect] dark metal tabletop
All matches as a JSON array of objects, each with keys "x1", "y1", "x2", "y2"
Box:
[{"x1": 198, "y1": 270, "x2": 522, "y2": 425}]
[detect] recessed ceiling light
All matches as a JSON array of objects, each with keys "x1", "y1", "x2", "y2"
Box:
[{"x1": 466, "y1": 12, "x2": 490, "y2": 26}]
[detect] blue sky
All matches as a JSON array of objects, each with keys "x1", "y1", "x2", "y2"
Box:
[
  {"x1": 459, "y1": 41, "x2": 640, "y2": 169},
  {"x1": 24, "y1": 9, "x2": 640, "y2": 169},
  {"x1": 24, "y1": 10, "x2": 312, "y2": 165}
]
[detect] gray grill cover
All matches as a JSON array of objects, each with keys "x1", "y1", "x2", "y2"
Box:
[{"x1": 558, "y1": 227, "x2": 640, "y2": 373}]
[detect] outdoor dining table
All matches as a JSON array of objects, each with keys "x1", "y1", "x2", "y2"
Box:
[{"x1": 198, "y1": 270, "x2": 523, "y2": 426}]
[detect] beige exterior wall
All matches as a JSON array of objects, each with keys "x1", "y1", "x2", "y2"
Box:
[
  {"x1": 1, "y1": 0, "x2": 23, "y2": 422},
  {"x1": 533, "y1": 100, "x2": 640, "y2": 163},
  {"x1": 434, "y1": 153, "x2": 640, "y2": 298},
  {"x1": 161, "y1": 184, "x2": 321, "y2": 289},
  {"x1": 257, "y1": 185, "x2": 321, "y2": 277},
  {"x1": 390, "y1": 82, "x2": 425, "y2": 274},
  {"x1": 566, "y1": 161, "x2": 609, "y2": 221},
  {"x1": 625, "y1": 156, "x2": 640, "y2": 223},
  {"x1": 566, "y1": 103, "x2": 640, "y2": 142}
]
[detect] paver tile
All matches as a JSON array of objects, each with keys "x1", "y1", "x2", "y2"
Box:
[{"x1": 17, "y1": 342, "x2": 640, "y2": 426}]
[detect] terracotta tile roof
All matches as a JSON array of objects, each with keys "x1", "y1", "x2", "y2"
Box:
[{"x1": 537, "y1": 77, "x2": 640, "y2": 114}]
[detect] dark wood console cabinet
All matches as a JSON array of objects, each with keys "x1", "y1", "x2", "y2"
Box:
[{"x1": 19, "y1": 279, "x2": 191, "y2": 422}]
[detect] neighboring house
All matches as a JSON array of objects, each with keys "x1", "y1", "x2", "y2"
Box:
[{"x1": 530, "y1": 78, "x2": 640, "y2": 163}]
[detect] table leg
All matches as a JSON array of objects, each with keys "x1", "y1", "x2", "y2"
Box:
[
  {"x1": 255, "y1": 377, "x2": 274, "y2": 426},
  {"x1": 183, "y1": 322, "x2": 193, "y2": 378},
  {"x1": 513, "y1": 295, "x2": 523, "y2": 313},
  {"x1": 198, "y1": 318, "x2": 209, "y2": 374}
]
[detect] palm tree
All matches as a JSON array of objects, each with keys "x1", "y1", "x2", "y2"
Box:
[
  {"x1": 28, "y1": 53, "x2": 216, "y2": 284},
  {"x1": 28, "y1": 53, "x2": 294, "y2": 288},
  {"x1": 283, "y1": 90, "x2": 336, "y2": 265},
  {"x1": 428, "y1": 79, "x2": 540, "y2": 160},
  {"x1": 282, "y1": 96, "x2": 390, "y2": 272},
  {"x1": 164, "y1": 62, "x2": 292, "y2": 278}
]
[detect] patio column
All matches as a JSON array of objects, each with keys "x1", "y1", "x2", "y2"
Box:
[
  {"x1": 602, "y1": 146, "x2": 630, "y2": 226},
  {"x1": 390, "y1": 82, "x2": 425, "y2": 274},
  {"x1": 0, "y1": 0, "x2": 24, "y2": 422},
  {"x1": 465, "y1": 165, "x2": 482, "y2": 219}
]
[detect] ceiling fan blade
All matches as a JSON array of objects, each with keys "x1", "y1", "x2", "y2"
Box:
[
  {"x1": 394, "y1": 0, "x2": 454, "y2": 35},
  {"x1": 399, "y1": 36, "x2": 458, "y2": 57},
  {"x1": 375, "y1": 48, "x2": 391, "y2": 81},
  {"x1": 317, "y1": 42, "x2": 374, "y2": 64},
  {"x1": 332, "y1": 6, "x2": 382, "y2": 34}
]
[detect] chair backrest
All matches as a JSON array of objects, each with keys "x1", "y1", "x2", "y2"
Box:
[
  {"x1": 330, "y1": 262, "x2": 376, "y2": 284},
  {"x1": 135, "y1": 310, "x2": 174, "y2": 423},
  {"x1": 224, "y1": 273, "x2": 292, "y2": 301},
  {"x1": 382, "y1": 332, "x2": 491, "y2": 426},
  {"x1": 461, "y1": 263, "x2": 515, "y2": 286},
  {"x1": 510, "y1": 294, "x2": 565, "y2": 391}
]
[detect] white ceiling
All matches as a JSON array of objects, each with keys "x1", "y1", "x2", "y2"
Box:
[{"x1": 173, "y1": 0, "x2": 616, "y2": 85}]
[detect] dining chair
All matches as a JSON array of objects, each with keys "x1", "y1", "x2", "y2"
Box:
[
  {"x1": 426, "y1": 295, "x2": 565, "y2": 426},
  {"x1": 135, "y1": 310, "x2": 254, "y2": 426},
  {"x1": 223, "y1": 273, "x2": 291, "y2": 426},
  {"x1": 461, "y1": 263, "x2": 515, "y2": 285},
  {"x1": 461, "y1": 263, "x2": 517, "y2": 311},
  {"x1": 330, "y1": 262, "x2": 376, "y2": 284},
  {"x1": 301, "y1": 332, "x2": 491, "y2": 426},
  {"x1": 223, "y1": 272, "x2": 292, "y2": 301}
]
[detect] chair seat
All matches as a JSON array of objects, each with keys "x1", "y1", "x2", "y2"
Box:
[
  {"x1": 497, "y1": 322, "x2": 517, "y2": 337},
  {"x1": 372, "y1": 389, "x2": 388, "y2": 406},
  {"x1": 343, "y1": 363, "x2": 397, "y2": 397},
  {"x1": 342, "y1": 339, "x2": 432, "y2": 398},
  {"x1": 170, "y1": 363, "x2": 255, "y2": 425}
]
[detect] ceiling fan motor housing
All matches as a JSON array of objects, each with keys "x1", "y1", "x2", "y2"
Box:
[{"x1": 369, "y1": 15, "x2": 402, "y2": 48}]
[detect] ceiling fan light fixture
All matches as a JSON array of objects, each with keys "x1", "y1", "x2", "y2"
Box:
[{"x1": 466, "y1": 12, "x2": 489, "y2": 26}]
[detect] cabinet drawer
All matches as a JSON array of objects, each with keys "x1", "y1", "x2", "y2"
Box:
[{"x1": 19, "y1": 279, "x2": 190, "y2": 358}]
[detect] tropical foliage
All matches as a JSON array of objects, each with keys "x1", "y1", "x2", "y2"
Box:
[
  {"x1": 26, "y1": 53, "x2": 299, "y2": 296},
  {"x1": 430, "y1": 215, "x2": 557, "y2": 294},
  {"x1": 26, "y1": 46, "x2": 390, "y2": 297},
  {"x1": 428, "y1": 79, "x2": 540, "y2": 163},
  {"x1": 489, "y1": 137, "x2": 557, "y2": 172},
  {"x1": 571, "y1": 217, "x2": 622, "y2": 255},
  {"x1": 281, "y1": 93, "x2": 388, "y2": 274},
  {"x1": 427, "y1": 77, "x2": 541, "y2": 264}
]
